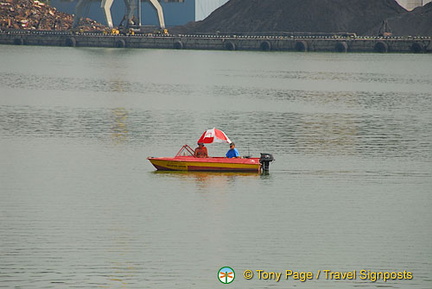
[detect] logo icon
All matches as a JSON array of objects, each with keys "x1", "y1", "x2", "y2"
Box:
[{"x1": 218, "y1": 266, "x2": 235, "y2": 284}]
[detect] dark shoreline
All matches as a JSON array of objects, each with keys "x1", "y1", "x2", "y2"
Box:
[{"x1": 1, "y1": 29, "x2": 430, "y2": 53}]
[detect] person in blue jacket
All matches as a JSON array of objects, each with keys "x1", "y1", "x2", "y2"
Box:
[{"x1": 226, "y1": 142, "x2": 240, "y2": 158}]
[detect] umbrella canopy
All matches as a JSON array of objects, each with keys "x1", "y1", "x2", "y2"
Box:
[{"x1": 197, "y1": 128, "x2": 232, "y2": 144}]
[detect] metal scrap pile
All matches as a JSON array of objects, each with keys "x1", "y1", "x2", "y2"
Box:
[{"x1": 0, "y1": 0, "x2": 105, "y2": 31}]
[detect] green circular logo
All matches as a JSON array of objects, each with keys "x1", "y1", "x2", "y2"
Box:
[{"x1": 218, "y1": 266, "x2": 235, "y2": 284}]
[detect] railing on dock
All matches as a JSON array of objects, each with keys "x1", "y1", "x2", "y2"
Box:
[{"x1": 1, "y1": 29, "x2": 430, "y2": 53}]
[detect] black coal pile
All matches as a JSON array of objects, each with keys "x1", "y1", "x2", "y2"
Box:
[
  {"x1": 173, "y1": 0, "x2": 432, "y2": 36},
  {"x1": 367, "y1": 2, "x2": 432, "y2": 36}
]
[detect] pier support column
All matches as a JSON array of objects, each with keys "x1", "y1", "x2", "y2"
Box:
[
  {"x1": 374, "y1": 41, "x2": 388, "y2": 53},
  {"x1": 260, "y1": 41, "x2": 272, "y2": 51},
  {"x1": 225, "y1": 41, "x2": 236, "y2": 51},
  {"x1": 411, "y1": 42, "x2": 425, "y2": 53},
  {"x1": 65, "y1": 37, "x2": 77, "y2": 47},
  {"x1": 335, "y1": 41, "x2": 348, "y2": 52},
  {"x1": 295, "y1": 41, "x2": 308, "y2": 52}
]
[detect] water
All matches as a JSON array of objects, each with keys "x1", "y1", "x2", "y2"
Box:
[{"x1": 0, "y1": 45, "x2": 431, "y2": 289}]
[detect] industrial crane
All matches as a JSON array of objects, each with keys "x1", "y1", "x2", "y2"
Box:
[{"x1": 72, "y1": 0, "x2": 181, "y2": 30}]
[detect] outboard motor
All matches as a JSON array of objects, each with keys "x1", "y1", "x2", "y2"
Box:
[{"x1": 259, "y1": 153, "x2": 274, "y2": 172}]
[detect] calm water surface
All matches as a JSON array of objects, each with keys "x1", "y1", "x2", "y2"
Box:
[{"x1": 0, "y1": 46, "x2": 431, "y2": 288}]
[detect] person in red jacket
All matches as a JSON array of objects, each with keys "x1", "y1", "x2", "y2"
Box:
[{"x1": 194, "y1": 143, "x2": 208, "y2": 158}]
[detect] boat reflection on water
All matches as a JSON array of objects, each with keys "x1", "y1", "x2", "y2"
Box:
[
  {"x1": 150, "y1": 170, "x2": 262, "y2": 180},
  {"x1": 150, "y1": 170, "x2": 263, "y2": 192}
]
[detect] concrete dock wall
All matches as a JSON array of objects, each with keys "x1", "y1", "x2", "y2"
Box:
[{"x1": 1, "y1": 30, "x2": 431, "y2": 53}]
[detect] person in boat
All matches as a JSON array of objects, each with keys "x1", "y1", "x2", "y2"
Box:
[
  {"x1": 194, "y1": 143, "x2": 208, "y2": 158},
  {"x1": 226, "y1": 142, "x2": 240, "y2": 158}
]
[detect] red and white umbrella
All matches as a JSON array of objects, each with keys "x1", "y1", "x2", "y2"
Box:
[{"x1": 197, "y1": 128, "x2": 232, "y2": 144}]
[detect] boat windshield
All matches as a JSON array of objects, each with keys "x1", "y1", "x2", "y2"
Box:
[{"x1": 175, "y1": 144, "x2": 195, "y2": 157}]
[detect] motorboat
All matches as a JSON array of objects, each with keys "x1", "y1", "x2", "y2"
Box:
[{"x1": 147, "y1": 128, "x2": 274, "y2": 173}]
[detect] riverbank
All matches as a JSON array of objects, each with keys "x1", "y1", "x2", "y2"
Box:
[{"x1": 1, "y1": 29, "x2": 430, "y2": 53}]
